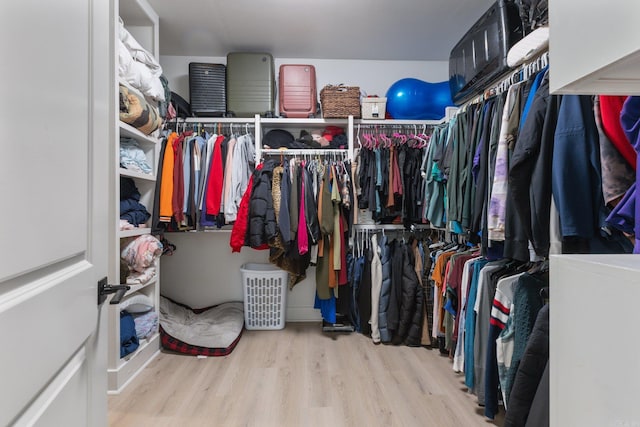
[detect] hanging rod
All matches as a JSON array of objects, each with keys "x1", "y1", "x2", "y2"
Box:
[
  {"x1": 169, "y1": 121, "x2": 255, "y2": 128},
  {"x1": 261, "y1": 148, "x2": 349, "y2": 156},
  {"x1": 354, "y1": 119, "x2": 441, "y2": 126},
  {"x1": 455, "y1": 49, "x2": 550, "y2": 114},
  {"x1": 353, "y1": 223, "x2": 432, "y2": 230},
  {"x1": 181, "y1": 117, "x2": 256, "y2": 124}
]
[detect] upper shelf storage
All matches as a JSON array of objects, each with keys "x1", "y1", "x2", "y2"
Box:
[
  {"x1": 260, "y1": 117, "x2": 350, "y2": 126},
  {"x1": 176, "y1": 115, "x2": 449, "y2": 162},
  {"x1": 119, "y1": 0, "x2": 159, "y2": 59}
]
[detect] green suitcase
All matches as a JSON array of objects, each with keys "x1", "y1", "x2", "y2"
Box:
[{"x1": 226, "y1": 52, "x2": 276, "y2": 118}]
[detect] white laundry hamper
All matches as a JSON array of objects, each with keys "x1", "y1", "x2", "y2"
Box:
[{"x1": 240, "y1": 263, "x2": 288, "y2": 330}]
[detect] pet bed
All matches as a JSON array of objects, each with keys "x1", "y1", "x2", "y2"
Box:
[{"x1": 159, "y1": 296, "x2": 244, "y2": 356}]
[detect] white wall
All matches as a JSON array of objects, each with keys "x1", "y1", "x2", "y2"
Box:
[
  {"x1": 160, "y1": 232, "x2": 321, "y2": 321},
  {"x1": 158, "y1": 56, "x2": 447, "y2": 321},
  {"x1": 161, "y1": 55, "x2": 449, "y2": 104}
]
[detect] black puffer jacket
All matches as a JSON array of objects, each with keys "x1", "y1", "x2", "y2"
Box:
[
  {"x1": 387, "y1": 239, "x2": 403, "y2": 337},
  {"x1": 392, "y1": 244, "x2": 422, "y2": 345},
  {"x1": 248, "y1": 160, "x2": 277, "y2": 248},
  {"x1": 405, "y1": 262, "x2": 424, "y2": 346},
  {"x1": 378, "y1": 235, "x2": 393, "y2": 343}
]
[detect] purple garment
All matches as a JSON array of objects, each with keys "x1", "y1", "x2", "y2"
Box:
[
  {"x1": 606, "y1": 182, "x2": 635, "y2": 235},
  {"x1": 472, "y1": 138, "x2": 484, "y2": 183},
  {"x1": 619, "y1": 96, "x2": 640, "y2": 253}
]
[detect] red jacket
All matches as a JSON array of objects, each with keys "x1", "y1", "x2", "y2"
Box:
[
  {"x1": 230, "y1": 175, "x2": 252, "y2": 252},
  {"x1": 230, "y1": 164, "x2": 265, "y2": 252},
  {"x1": 205, "y1": 135, "x2": 225, "y2": 215},
  {"x1": 600, "y1": 95, "x2": 636, "y2": 168}
]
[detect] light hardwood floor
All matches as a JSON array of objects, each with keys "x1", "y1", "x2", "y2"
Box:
[{"x1": 109, "y1": 323, "x2": 504, "y2": 427}]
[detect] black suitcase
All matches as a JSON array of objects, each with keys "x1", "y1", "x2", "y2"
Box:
[
  {"x1": 189, "y1": 62, "x2": 226, "y2": 117},
  {"x1": 448, "y1": 0, "x2": 523, "y2": 105}
]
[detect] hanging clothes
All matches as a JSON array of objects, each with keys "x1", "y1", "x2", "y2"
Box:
[
  {"x1": 152, "y1": 124, "x2": 256, "y2": 231},
  {"x1": 356, "y1": 126, "x2": 431, "y2": 225}
]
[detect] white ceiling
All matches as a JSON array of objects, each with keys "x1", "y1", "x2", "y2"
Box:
[{"x1": 147, "y1": 0, "x2": 495, "y2": 61}]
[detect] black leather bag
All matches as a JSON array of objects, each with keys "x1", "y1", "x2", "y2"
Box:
[{"x1": 170, "y1": 91, "x2": 192, "y2": 118}]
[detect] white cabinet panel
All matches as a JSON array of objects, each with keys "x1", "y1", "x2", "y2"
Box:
[
  {"x1": 550, "y1": 1, "x2": 640, "y2": 94},
  {"x1": 550, "y1": 255, "x2": 640, "y2": 426}
]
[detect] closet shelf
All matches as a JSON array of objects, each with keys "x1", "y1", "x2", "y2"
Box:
[
  {"x1": 122, "y1": 331, "x2": 159, "y2": 361},
  {"x1": 261, "y1": 117, "x2": 349, "y2": 126},
  {"x1": 354, "y1": 119, "x2": 443, "y2": 126},
  {"x1": 353, "y1": 223, "x2": 432, "y2": 230},
  {"x1": 200, "y1": 226, "x2": 233, "y2": 232},
  {"x1": 119, "y1": 227, "x2": 151, "y2": 238},
  {"x1": 119, "y1": 168, "x2": 156, "y2": 181},
  {"x1": 261, "y1": 148, "x2": 349, "y2": 157},
  {"x1": 121, "y1": 276, "x2": 158, "y2": 297},
  {"x1": 119, "y1": 121, "x2": 160, "y2": 145},
  {"x1": 182, "y1": 117, "x2": 257, "y2": 124}
]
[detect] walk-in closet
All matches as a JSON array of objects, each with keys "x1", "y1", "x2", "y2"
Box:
[{"x1": 4, "y1": 0, "x2": 640, "y2": 426}]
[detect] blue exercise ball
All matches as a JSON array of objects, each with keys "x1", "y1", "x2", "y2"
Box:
[{"x1": 385, "y1": 78, "x2": 454, "y2": 120}]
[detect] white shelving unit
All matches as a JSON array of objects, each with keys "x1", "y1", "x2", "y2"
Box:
[
  {"x1": 183, "y1": 115, "x2": 356, "y2": 161},
  {"x1": 258, "y1": 115, "x2": 354, "y2": 161},
  {"x1": 119, "y1": 227, "x2": 152, "y2": 238},
  {"x1": 108, "y1": 0, "x2": 161, "y2": 394},
  {"x1": 178, "y1": 115, "x2": 445, "y2": 166},
  {"x1": 550, "y1": 0, "x2": 640, "y2": 94}
]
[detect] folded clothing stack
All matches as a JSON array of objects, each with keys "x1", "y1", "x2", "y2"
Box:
[{"x1": 120, "y1": 177, "x2": 151, "y2": 227}]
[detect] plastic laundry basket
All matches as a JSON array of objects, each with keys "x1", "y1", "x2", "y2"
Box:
[{"x1": 240, "y1": 263, "x2": 288, "y2": 330}]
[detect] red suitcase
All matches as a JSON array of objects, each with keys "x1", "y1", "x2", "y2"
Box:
[{"x1": 278, "y1": 64, "x2": 318, "y2": 118}]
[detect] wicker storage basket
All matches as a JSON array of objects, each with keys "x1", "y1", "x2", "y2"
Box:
[{"x1": 320, "y1": 85, "x2": 361, "y2": 118}]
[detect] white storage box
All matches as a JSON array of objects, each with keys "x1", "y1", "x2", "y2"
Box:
[
  {"x1": 361, "y1": 97, "x2": 387, "y2": 119},
  {"x1": 240, "y1": 263, "x2": 288, "y2": 330}
]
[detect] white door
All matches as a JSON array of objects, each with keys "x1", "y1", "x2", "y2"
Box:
[{"x1": 0, "y1": 0, "x2": 111, "y2": 426}]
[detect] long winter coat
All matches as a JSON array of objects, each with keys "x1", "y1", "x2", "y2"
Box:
[
  {"x1": 405, "y1": 266, "x2": 425, "y2": 346},
  {"x1": 391, "y1": 243, "x2": 424, "y2": 346},
  {"x1": 378, "y1": 235, "x2": 393, "y2": 343}
]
